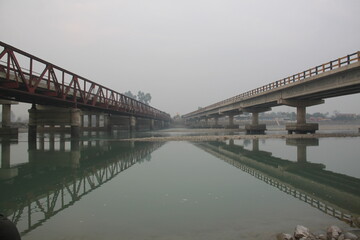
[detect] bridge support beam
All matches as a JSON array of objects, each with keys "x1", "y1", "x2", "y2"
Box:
[
  {"x1": 0, "y1": 100, "x2": 18, "y2": 136},
  {"x1": 279, "y1": 99, "x2": 324, "y2": 134},
  {"x1": 244, "y1": 107, "x2": 270, "y2": 134}
]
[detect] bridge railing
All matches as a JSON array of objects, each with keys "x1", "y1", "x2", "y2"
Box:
[
  {"x1": 0, "y1": 42, "x2": 170, "y2": 121},
  {"x1": 184, "y1": 51, "x2": 360, "y2": 118}
]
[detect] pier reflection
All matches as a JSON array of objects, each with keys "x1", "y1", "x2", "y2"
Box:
[
  {"x1": 193, "y1": 139, "x2": 360, "y2": 227},
  {"x1": 0, "y1": 135, "x2": 164, "y2": 236}
]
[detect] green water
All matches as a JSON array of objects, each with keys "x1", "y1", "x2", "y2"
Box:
[{"x1": 1, "y1": 132, "x2": 359, "y2": 240}]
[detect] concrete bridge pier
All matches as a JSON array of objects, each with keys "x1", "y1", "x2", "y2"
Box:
[
  {"x1": 0, "y1": 139, "x2": 18, "y2": 180},
  {"x1": 252, "y1": 139, "x2": 259, "y2": 151},
  {"x1": 88, "y1": 114, "x2": 93, "y2": 128},
  {"x1": 0, "y1": 100, "x2": 19, "y2": 136},
  {"x1": 225, "y1": 114, "x2": 239, "y2": 129},
  {"x1": 244, "y1": 107, "x2": 270, "y2": 134},
  {"x1": 135, "y1": 117, "x2": 153, "y2": 131},
  {"x1": 104, "y1": 114, "x2": 112, "y2": 132},
  {"x1": 150, "y1": 119, "x2": 155, "y2": 130},
  {"x1": 279, "y1": 99, "x2": 324, "y2": 134},
  {"x1": 81, "y1": 112, "x2": 105, "y2": 131},
  {"x1": 213, "y1": 117, "x2": 220, "y2": 128},
  {"x1": 106, "y1": 114, "x2": 130, "y2": 131},
  {"x1": 96, "y1": 114, "x2": 100, "y2": 128},
  {"x1": 286, "y1": 138, "x2": 322, "y2": 167},
  {"x1": 130, "y1": 116, "x2": 137, "y2": 131},
  {"x1": 28, "y1": 105, "x2": 81, "y2": 139},
  {"x1": 204, "y1": 118, "x2": 209, "y2": 128}
]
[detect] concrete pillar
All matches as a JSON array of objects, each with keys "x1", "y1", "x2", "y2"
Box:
[
  {"x1": 252, "y1": 139, "x2": 259, "y2": 151},
  {"x1": 0, "y1": 101, "x2": 18, "y2": 136},
  {"x1": 80, "y1": 114, "x2": 84, "y2": 127},
  {"x1": 88, "y1": 114, "x2": 93, "y2": 128},
  {"x1": 229, "y1": 115, "x2": 234, "y2": 127},
  {"x1": 28, "y1": 104, "x2": 37, "y2": 142},
  {"x1": 252, "y1": 112, "x2": 259, "y2": 125},
  {"x1": 1, "y1": 141, "x2": 11, "y2": 169},
  {"x1": 2, "y1": 104, "x2": 11, "y2": 127},
  {"x1": 244, "y1": 108, "x2": 270, "y2": 134},
  {"x1": 96, "y1": 114, "x2": 100, "y2": 128},
  {"x1": 104, "y1": 114, "x2": 112, "y2": 132},
  {"x1": 130, "y1": 116, "x2": 137, "y2": 131},
  {"x1": 278, "y1": 99, "x2": 323, "y2": 134},
  {"x1": 70, "y1": 139, "x2": 80, "y2": 169},
  {"x1": 286, "y1": 138, "x2": 319, "y2": 164},
  {"x1": 60, "y1": 133, "x2": 65, "y2": 151},
  {"x1": 49, "y1": 133, "x2": 55, "y2": 151},
  {"x1": 225, "y1": 113, "x2": 240, "y2": 129},
  {"x1": 39, "y1": 132, "x2": 44, "y2": 150},
  {"x1": 297, "y1": 106, "x2": 306, "y2": 124},
  {"x1": 0, "y1": 140, "x2": 18, "y2": 179},
  {"x1": 214, "y1": 117, "x2": 219, "y2": 127},
  {"x1": 205, "y1": 118, "x2": 209, "y2": 128},
  {"x1": 297, "y1": 144, "x2": 307, "y2": 163},
  {"x1": 71, "y1": 108, "x2": 81, "y2": 138},
  {"x1": 150, "y1": 119, "x2": 155, "y2": 130}
]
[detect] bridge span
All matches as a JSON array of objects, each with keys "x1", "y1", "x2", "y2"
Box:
[
  {"x1": 183, "y1": 52, "x2": 360, "y2": 134},
  {"x1": 0, "y1": 41, "x2": 171, "y2": 137}
]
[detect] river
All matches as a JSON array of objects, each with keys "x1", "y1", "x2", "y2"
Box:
[{"x1": 1, "y1": 130, "x2": 359, "y2": 240}]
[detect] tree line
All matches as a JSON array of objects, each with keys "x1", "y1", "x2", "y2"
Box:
[{"x1": 123, "y1": 91, "x2": 152, "y2": 105}]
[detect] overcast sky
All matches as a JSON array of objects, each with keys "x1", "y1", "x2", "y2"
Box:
[{"x1": 1, "y1": 0, "x2": 360, "y2": 117}]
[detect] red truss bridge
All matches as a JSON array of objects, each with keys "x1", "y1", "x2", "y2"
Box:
[{"x1": 0, "y1": 41, "x2": 170, "y2": 121}]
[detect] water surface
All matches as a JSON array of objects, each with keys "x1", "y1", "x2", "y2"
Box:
[{"x1": 1, "y1": 132, "x2": 359, "y2": 240}]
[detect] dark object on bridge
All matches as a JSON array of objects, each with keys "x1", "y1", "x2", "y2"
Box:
[{"x1": 0, "y1": 213, "x2": 21, "y2": 240}]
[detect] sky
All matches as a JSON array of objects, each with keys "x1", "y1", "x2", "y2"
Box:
[{"x1": 1, "y1": 0, "x2": 360, "y2": 118}]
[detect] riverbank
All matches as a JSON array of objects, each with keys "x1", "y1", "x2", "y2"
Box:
[
  {"x1": 119, "y1": 132, "x2": 360, "y2": 142},
  {"x1": 277, "y1": 224, "x2": 360, "y2": 240}
]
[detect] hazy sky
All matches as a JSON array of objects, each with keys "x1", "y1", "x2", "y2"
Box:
[{"x1": 1, "y1": 0, "x2": 360, "y2": 117}]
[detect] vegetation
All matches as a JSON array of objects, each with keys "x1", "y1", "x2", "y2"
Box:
[{"x1": 124, "y1": 91, "x2": 152, "y2": 105}]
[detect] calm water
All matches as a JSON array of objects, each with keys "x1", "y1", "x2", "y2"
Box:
[{"x1": 0, "y1": 131, "x2": 360, "y2": 240}]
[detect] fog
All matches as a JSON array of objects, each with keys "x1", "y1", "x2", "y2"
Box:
[{"x1": 1, "y1": 0, "x2": 359, "y2": 118}]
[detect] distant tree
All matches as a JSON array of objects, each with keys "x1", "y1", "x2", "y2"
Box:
[
  {"x1": 137, "y1": 91, "x2": 151, "y2": 105},
  {"x1": 123, "y1": 90, "x2": 152, "y2": 105},
  {"x1": 123, "y1": 91, "x2": 137, "y2": 100}
]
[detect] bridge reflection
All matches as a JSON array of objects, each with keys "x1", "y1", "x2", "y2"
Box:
[
  {"x1": 0, "y1": 136, "x2": 164, "y2": 236},
  {"x1": 193, "y1": 139, "x2": 360, "y2": 228}
]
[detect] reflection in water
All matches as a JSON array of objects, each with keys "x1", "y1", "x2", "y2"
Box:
[
  {"x1": 0, "y1": 135, "x2": 164, "y2": 236},
  {"x1": 193, "y1": 139, "x2": 360, "y2": 228}
]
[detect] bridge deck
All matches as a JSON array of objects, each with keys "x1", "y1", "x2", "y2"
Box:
[{"x1": 184, "y1": 52, "x2": 360, "y2": 119}]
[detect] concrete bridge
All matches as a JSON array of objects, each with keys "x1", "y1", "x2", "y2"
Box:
[
  {"x1": 193, "y1": 140, "x2": 360, "y2": 227},
  {"x1": 0, "y1": 137, "x2": 164, "y2": 235},
  {"x1": 183, "y1": 52, "x2": 360, "y2": 134},
  {"x1": 0, "y1": 41, "x2": 171, "y2": 137}
]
